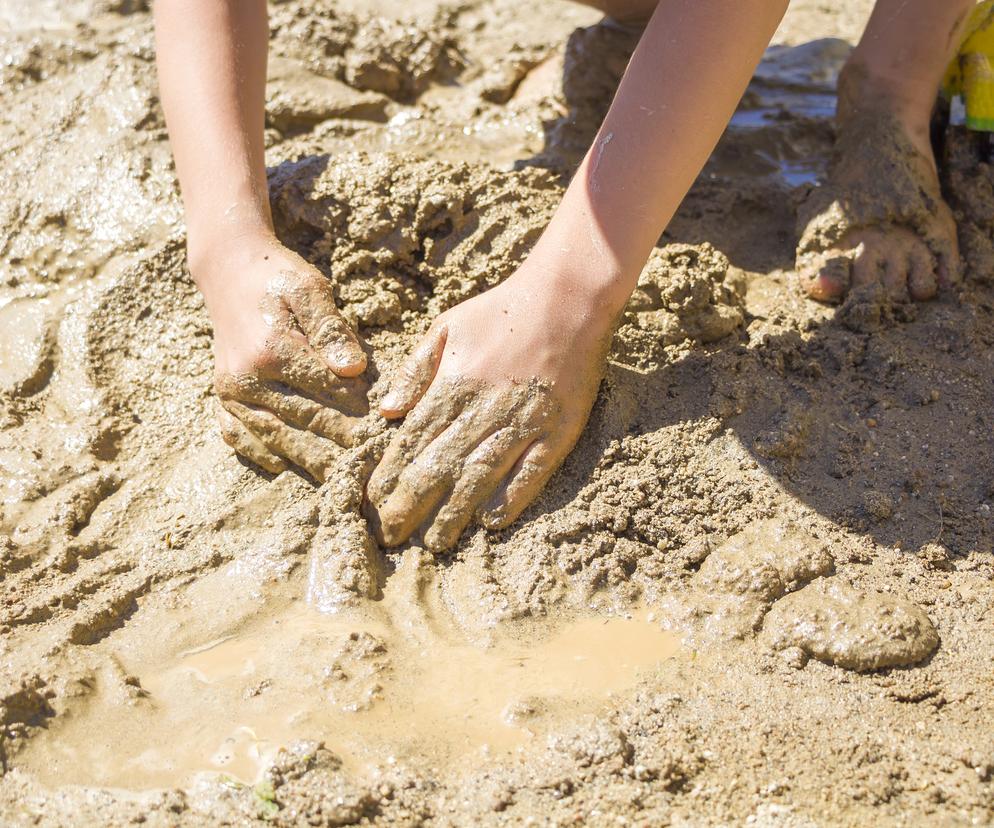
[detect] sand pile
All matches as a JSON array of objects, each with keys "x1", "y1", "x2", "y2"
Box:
[{"x1": 1, "y1": 1, "x2": 994, "y2": 825}]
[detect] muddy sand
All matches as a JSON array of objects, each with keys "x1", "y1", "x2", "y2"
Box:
[{"x1": 2, "y1": 0, "x2": 994, "y2": 825}]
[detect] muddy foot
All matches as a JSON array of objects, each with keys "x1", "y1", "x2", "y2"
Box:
[{"x1": 796, "y1": 70, "x2": 961, "y2": 304}]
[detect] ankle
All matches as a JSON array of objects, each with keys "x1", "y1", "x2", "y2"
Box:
[{"x1": 837, "y1": 59, "x2": 936, "y2": 156}]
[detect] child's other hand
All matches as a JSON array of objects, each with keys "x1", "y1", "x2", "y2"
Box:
[
  {"x1": 193, "y1": 234, "x2": 368, "y2": 481},
  {"x1": 364, "y1": 264, "x2": 612, "y2": 552}
]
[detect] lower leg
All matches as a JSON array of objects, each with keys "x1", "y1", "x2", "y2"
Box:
[{"x1": 842, "y1": 0, "x2": 975, "y2": 157}]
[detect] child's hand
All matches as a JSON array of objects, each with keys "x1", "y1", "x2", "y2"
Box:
[
  {"x1": 364, "y1": 264, "x2": 612, "y2": 552},
  {"x1": 194, "y1": 234, "x2": 369, "y2": 481}
]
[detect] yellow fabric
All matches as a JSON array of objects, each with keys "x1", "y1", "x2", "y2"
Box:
[{"x1": 943, "y1": 1, "x2": 994, "y2": 130}]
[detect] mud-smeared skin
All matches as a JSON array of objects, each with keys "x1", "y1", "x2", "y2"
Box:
[
  {"x1": 366, "y1": 376, "x2": 558, "y2": 551},
  {"x1": 209, "y1": 257, "x2": 369, "y2": 481},
  {"x1": 4, "y1": 0, "x2": 994, "y2": 826},
  {"x1": 796, "y1": 65, "x2": 961, "y2": 318}
]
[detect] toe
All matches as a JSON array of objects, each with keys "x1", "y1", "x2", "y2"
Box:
[
  {"x1": 849, "y1": 229, "x2": 899, "y2": 290},
  {"x1": 879, "y1": 234, "x2": 911, "y2": 301},
  {"x1": 906, "y1": 242, "x2": 938, "y2": 301},
  {"x1": 798, "y1": 251, "x2": 851, "y2": 302}
]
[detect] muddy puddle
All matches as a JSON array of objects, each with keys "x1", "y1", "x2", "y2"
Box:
[
  {"x1": 721, "y1": 38, "x2": 852, "y2": 186},
  {"x1": 5, "y1": 1, "x2": 994, "y2": 824},
  {"x1": 17, "y1": 551, "x2": 678, "y2": 791}
]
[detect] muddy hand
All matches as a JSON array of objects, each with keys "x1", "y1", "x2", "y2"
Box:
[
  {"x1": 364, "y1": 275, "x2": 610, "y2": 552},
  {"x1": 198, "y1": 236, "x2": 369, "y2": 481}
]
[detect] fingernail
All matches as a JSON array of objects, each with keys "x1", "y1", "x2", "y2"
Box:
[
  {"x1": 380, "y1": 390, "x2": 400, "y2": 411},
  {"x1": 329, "y1": 347, "x2": 366, "y2": 378},
  {"x1": 329, "y1": 345, "x2": 355, "y2": 366}
]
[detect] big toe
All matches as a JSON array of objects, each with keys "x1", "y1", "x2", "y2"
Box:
[{"x1": 798, "y1": 250, "x2": 851, "y2": 302}]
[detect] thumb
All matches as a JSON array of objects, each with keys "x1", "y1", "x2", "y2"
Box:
[
  {"x1": 380, "y1": 322, "x2": 447, "y2": 419},
  {"x1": 311, "y1": 314, "x2": 367, "y2": 377},
  {"x1": 283, "y1": 270, "x2": 367, "y2": 377}
]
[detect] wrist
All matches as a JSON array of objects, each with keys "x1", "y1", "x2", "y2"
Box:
[
  {"x1": 503, "y1": 268, "x2": 625, "y2": 356},
  {"x1": 186, "y1": 223, "x2": 277, "y2": 284},
  {"x1": 511, "y1": 245, "x2": 637, "y2": 328}
]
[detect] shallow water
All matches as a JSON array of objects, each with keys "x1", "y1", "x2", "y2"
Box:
[{"x1": 18, "y1": 552, "x2": 678, "y2": 791}]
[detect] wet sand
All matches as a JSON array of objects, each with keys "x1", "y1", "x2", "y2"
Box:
[{"x1": 2, "y1": 0, "x2": 994, "y2": 825}]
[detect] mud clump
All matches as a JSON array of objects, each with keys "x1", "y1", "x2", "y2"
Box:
[
  {"x1": 265, "y1": 742, "x2": 380, "y2": 827},
  {"x1": 613, "y1": 243, "x2": 746, "y2": 369},
  {"x1": 266, "y1": 57, "x2": 389, "y2": 132},
  {"x1": 660, "y1": 520, "x2": 836, "y2": 642},
  {"x1": 269, "y1": 151, "x2": 561, "y2": 327},
  {"x1": 0, "y1": 676, "x2": 55, "y2": 772},
  {"x1": 763, "y1": 579, "x2": 939, "y2": 671},
  {"x1": 539, "y1": 21, "x2": 641, "y2": 167},
  {"x1": 269, "y1": 2, "x2": 449, "y2": 101},
  {"x1": 0, "y1": 299, "x2": 56, "y2": 397},
  {"x1": 943, "y1": 127, "x2": 994, "y2": 285}
]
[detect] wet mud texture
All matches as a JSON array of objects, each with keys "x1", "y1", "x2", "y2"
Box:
[
  {"x1": 3, "y1": 0, "x2": 994, "y2": 826},
  {"x1": 944, "y1": 126, "x2": 994, "y2": 287}
]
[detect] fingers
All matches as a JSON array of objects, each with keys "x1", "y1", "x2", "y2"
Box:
[
  {"x1": 478, "y1": 434, "x2": 573, "y2": 531},
  {"x1": 422, "y1": 428, "x2": 532, "y2": 552},
  {"x1": 222, "y1": 399, "x2": 338, "y2": 482},
  {"x1": 283, "y1": 271, "x2": 366, "y2": 377},
  {"x1": 366, "y1": 379, "x2": 468, "y2": 508},
  {"x1": 256, "y1": 333, "x2": 368, "y2": 415},
  {"x1": 217, "y1": 374, "x2": 360, "y2": 446},
  {"x1": 380, "y1": 323, "x2": 448, "y2": 419},
  {"x1": 216, "y1": 404, "x2": 288, "y2": 475},
  {"x1": 367, "y1": 402, "x2": 498, "y2": 547}
]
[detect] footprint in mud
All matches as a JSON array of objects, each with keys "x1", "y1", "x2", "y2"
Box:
[{"x1": 661, "y1": 519, "x2": 938, "y2": 671}]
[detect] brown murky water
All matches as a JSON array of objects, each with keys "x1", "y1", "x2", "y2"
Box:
[{"x1": 19, "y1": 552, "x2": 677, "y2": 791}]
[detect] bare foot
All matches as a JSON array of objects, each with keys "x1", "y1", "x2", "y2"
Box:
[{"x1": 796, "y1": 63, "x2": 961, "y2": 303}]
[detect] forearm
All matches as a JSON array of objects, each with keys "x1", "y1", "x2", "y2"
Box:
[
  {"x1": 528, "y1": 0, "x2": 789, "y2": 316},
  {"x1": 153, "y1": 0, "x2": 271, "y2": 274}
]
